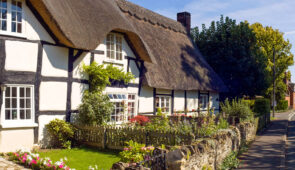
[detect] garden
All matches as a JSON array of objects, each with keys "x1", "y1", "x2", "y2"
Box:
[{"x1": 3, "y1": 62, "x2": 272, "y2": 170}]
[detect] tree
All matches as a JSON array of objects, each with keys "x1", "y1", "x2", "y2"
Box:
[
  {"x1": 250, "y1": 23, "x2": 294, "y2": 103},
  {"x1": 191, "y1": 16, "x2": 268, "y2": 99},
  {"x1": 77, "y1": 62, "x2": 134, "y2": 125}
]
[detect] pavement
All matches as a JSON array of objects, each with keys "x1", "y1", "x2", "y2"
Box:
[{"x1": 238, "y1": 111, "x2": 294, "y2": 170}]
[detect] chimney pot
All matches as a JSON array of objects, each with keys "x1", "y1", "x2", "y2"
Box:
[{"x1": 177, "y1": 12, "x2": 191, "y2": 35}]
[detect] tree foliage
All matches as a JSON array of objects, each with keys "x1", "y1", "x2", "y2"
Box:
[
  {"x1": 77, "y1": 62, "x2": 134, "y2": 125},
  {"x1": 191, "y1": 16, "x2": 294, "y2": 101}
]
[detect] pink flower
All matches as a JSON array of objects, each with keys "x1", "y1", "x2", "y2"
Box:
[
  {"x1": 141, "y1": 147, "x2": 147, "y2": 151},
  {"x1": 58, "y1": 164, "x2": 64, "y2": 168},
  {"x1": 124, "y1": 148, "x2": 129, "y2": 151},
  {"x1": 31, "y1": 159, "x2": 37, "y2": 165}
]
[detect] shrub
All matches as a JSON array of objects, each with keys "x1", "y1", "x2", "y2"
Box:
[
  {"x1": 119, "y1": 140, "x2": 154, "y2": 163},
  {"x1": 145, "y1": 108, "x2": 170, "y2": 131},
  {"x1": 217, "y1": 117, "x2": 229, "y2": 130},
  {"x1": 78, "y1": 91, "x2": 113, "y2": 126},
  {"x1": 45, "y1": 119, "x2": 75, "y2": 149},
  {"x1": 196, "y1": 116, "x2": 218, "y2": 137},
  {"x1": 275, "y1": 100, "x2": 288, "y2": 111},
  {"x1": 130, "y1": 115, "x2": 150, "y2": 126},
  {"x1": 221, "y1": 98, "x2": 254, "y2": 122},
  {"x1": 220, "y1": 151, "x2": 240, "y2": 170},
  {"x1": 242, "y1": 99, "x2": 255, "y2": 110},
  {"x1": 253, "y1": 98, "x2": 271, "y2": 116}
]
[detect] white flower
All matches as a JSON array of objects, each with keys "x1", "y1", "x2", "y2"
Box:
[
  {"x1": 95, "y1": 165, "x2": 98, "y2": 169},
  {"x1": 27, "y1": 155, "x2": 32, "y2": 161},
  {"x1": 64, "y1": 157, "x2": 68, "y2": 161}
]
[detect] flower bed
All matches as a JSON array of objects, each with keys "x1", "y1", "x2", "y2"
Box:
[{"x1": 7, "y1": 149, "x2": 71, "y2": 170}]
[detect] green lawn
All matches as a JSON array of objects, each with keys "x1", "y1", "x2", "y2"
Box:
[{"x1": 38, "y1": 147, "x2": 120, "y2": 170}]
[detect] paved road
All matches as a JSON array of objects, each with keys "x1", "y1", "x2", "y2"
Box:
[
  {"x1": 238, "y1": 112, "x2": 289, "y2": 170},
  {"x1": 286, "y1": 112, "x2": 295, "y2": 169}
]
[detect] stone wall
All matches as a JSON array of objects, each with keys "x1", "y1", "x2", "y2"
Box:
[
  {"x1": 166, "y1": 122, "x2": 256, "y2": 170},
  {"x1": 112, "y1": 122, "x2": 257, "y2": 170}
]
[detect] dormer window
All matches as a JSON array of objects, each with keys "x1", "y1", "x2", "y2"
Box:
[
  {"x1": 106, "y1": 33, "x2": 123, "y2": 61},
  {"x1": 0, "y1": 0, "x2": 24, "y2": 36}
]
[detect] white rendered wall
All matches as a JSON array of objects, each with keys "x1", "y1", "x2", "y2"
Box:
[
  {"x1": 156, "y1": 89, "x2": 172, "y2": 95},
  {"x1": 42, "y1": 45, "x2": 68, "y2": 77},
  {"x1": 39, "y1": 82, "x2": 67, "y2": 111},
  {"x1": 5, "y1": 41, "x2": 38, "y2": 72},
  {"x1": 174, "y1": 90, "x2": 185, "y2": 112},
  {"x1": 73, "y1": 52, "x2": 91, "y2": 79},
  {"x1": 210, "y1": 92, "x2": 220, "y2": 110},
  {"x1": 71, "y1": 83, "x2": 89, "y2": 110},
  {"x1": 139, "y1": 86, "x2": 154, "y2": 113},
  {"x1": 38, "y1": 115, "x2": 65, "y2": 144},
  {"x1": 0, "y1": 128, "x2": 34, "y2": 152},
  {"x1": 24, "y1": 4, "x2": 54, "y2": 43},
  {"x1": 187, "y1": 91, "x2": 198, "y2": 112}
]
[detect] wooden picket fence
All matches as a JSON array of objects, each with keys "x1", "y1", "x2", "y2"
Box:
[{"x1": 73, "y1": 125, "x2": 194, "y2": 150}]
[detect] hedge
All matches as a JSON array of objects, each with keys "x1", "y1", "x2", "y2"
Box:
[
  {"x1": 253, "y1": 98, "x2": 270, "y2": 116},
  {"x1": 276, "y1": 100, "x2": 288, "y2": 111}
]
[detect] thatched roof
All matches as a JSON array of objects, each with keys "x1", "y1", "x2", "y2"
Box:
[{"x1": 28, "y1": 0, "x2": 227, "y2": 92}]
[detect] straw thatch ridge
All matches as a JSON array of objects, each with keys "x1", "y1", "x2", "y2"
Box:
[{"x1": 28, "y1": 0, "x2": 227, "y2": 92}]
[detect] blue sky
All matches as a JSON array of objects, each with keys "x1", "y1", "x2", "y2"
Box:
[{"x1": 129, "y1": 0, "x2": 295, "y2": 82}]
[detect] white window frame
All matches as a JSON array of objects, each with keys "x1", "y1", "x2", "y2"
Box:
[
  {"x1": 199, "y1": 93, "x2": 209, "y2": 110},
  {"x1": 1, "y1": 84, "x2": 36, "y2": 128},
  {"x1": 0, "y1": 0, "x2": 26, "y2": 38},
  {"x1": 155, "y1": 95, "x2": 171, "y2": 114},
  {"x1": 108, "y1": 93, "x2": 138, "y2": 123},
  {"x1": 127, "y1": 94, "x2": 136, "y2": 120},
  {"x1": 105, "y1": 33, "x2": 124, "y2": 64}
]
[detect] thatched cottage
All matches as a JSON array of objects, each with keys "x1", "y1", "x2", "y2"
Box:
[{"x1": 0, "y1": 0, "x2": 226, "y2": 152}]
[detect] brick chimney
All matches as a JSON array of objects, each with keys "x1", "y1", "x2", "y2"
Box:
[{"x1": 177, "y1": 12, "x2": 191, "y2": 35}]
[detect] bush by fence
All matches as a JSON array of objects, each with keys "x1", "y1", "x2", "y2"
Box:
[
  {"x1": 276, "y1": 100, "x2": 288, "y2": 111},
  {"x1": 253, "y1": 98, "x2": 270, "y2": 116},
  {"x1": 73, "y1": 126, "x2": 194, "y2": 150}
]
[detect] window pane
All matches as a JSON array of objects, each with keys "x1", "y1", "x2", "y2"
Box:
[
  {"x1": 20, "y1": 87, "x2": 24, "y2": 97},
  {"x1": 12, "y1": 87, "x2": 17, "y2": 97},
  {"x1": 11, "y1": 22, "x2": 16, "y2": 32},
  {"x1": 20, "y1": 110, "x2": 25, "y2": 119},
  {"x1": 2, "y1": 0, "x2": 7, "y2": 8},
  {"x1": 16, "y1": 1, "x2": 21, "y2": 11},
  {"x1": 1, "y1": 20, "x2": 6, "y2": 30},
  {"x1": 5, "y1": 98, "x2": 10, "y2": 108},
  {"x1": 11, "y1": 0, "x2": 16, "y2": 10},
  {"x1": 12, "y1": 109, "x2": 17, "y2": 120},
  {"x1": 17, "y1": 12, "x2": 21, "y2": 22},
  {"x1": 113, "y1": 94, "x2": 118, "y2": 99},
  {"x1": 26, "y1": 110, "x2": 31, "y2": 119},
  {"x1": 5, "y1": 87, "x2": 10, "y2": 97},
  {"x1": 11, "y1": 11, "x2": 16, "y2": 21},
  {"x1": 20, "y1": 99, "x2": 24, "y2": 108},
  {"x1": 26, "y1": 88, "x2": 31, "y2": 97},
  {"x1": 117, "y1": 94, "x2": 122, "y2": 99},
  {"x1": 12, "y1": 98, "x2": 17, "y2": 108},
  {"x1": 107, "y1": 51, "x2": 110, "y2": 58},
  {"x1": 108, "y1": 94, "x2": 113, "y2": 99},
  {"x1": 17, "y1": 23, "x2": 21, "y2": 33},
  {"x1": 110, "y1": 51, "x2": 115, "y2": 59},
  {"x1": 5, "y1": 110, "x2": 10, "y2": 120},
  {"x1": 26, "y1": 99, "x2": 31, "y2": 108},
  {"x1": 2, "y1": 9, "x2": 7, "y2": 19},
  {"x1": 122, "y1": 95, "x2": 126, "y2": 99}
]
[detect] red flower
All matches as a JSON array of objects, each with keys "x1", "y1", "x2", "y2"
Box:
[{"x1": 130, "y1": 115, "x2": 150, "y2": 126}]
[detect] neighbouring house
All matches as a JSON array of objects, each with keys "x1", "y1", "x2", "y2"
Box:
[
  {"x1": 285, "y1": 77, "x2": 295, "y2": 109},
  {"x1": 0, "y1": 0, "x2": 226, "y2": 152}
]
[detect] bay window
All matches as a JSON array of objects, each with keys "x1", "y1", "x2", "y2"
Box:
[
  {"x1": 0, "y1": 0, "x2": 24, "y2": 36},
  {"x1": 108, "y1": 93, "x2": 137, "y2": 123}
]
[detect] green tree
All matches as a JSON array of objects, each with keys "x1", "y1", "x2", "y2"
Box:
[
  {"x1": 77, "y1": 62, "x2": 134, "y2": 125},
  {"x1": 250, "y1": 23, "x2": 294, "y2": 102},
  {"x1": 191, "y1": 16, "x2": 268, "y2": 99}
]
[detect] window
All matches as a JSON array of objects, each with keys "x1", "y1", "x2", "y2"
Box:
[
  {"x1": 199, "y1": 94, "x2": 208, "y2": 110},
  {"x1": 108, "y1": 93, "x2": 137, "y2": 123},
  {"x1": 3, "y1": 85, "x2": 33, "y2": 121},
  {"x1": 106, "y1": 33, "x2": 123, "y2": 61},
  {"x1": 128, "y1": 94, "x2": 136, "y2": 119},
  {"x1": 0, "y1": 0, "x2": 23, "y2": 35},
  {"x1": 155, "y1": 96, "x2": 171, "y2": 113}
]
